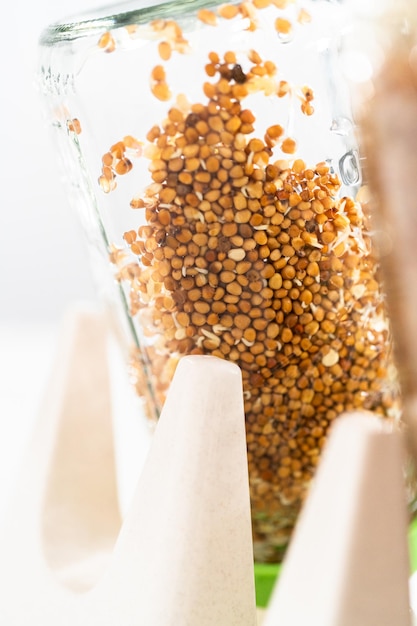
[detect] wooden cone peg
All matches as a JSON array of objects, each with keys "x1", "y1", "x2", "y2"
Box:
[
  {"x1": 0, "y1": 307, "x2": 257, "y2": 625},
  {"x1": 101, "y1": 354, "x2": 257, "y2": 626},
  {"x1": 262, "y1": 413, "x2": 412, "y2": 626}
]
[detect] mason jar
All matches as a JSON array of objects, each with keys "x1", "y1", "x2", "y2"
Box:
[{"x1": 38, "y1": 0, "x2": 399, "y2": 563}]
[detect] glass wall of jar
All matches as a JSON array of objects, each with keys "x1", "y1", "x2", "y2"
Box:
[{"x1": 38, "y1": 0, "x2": 400, "y2": 563}]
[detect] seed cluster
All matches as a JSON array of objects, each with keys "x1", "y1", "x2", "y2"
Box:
[
  {"x1": 91, "y1": 1, "x2": 399, "y2": 561},
  {"x1": 105, "y1": 46, "x2": 397, "y2": 561},
  {"x1": 99, "y1": 136, "x2": 142, "y2": 194}
]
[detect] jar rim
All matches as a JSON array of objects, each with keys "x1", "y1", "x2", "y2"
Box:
[{"x1": 39, "y1": 0, "x2": 228, "y2": 46}]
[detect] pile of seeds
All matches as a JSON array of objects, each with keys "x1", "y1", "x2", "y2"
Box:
[{"x1": 98, "y1": 11, "x2": 398, "y2": 561}]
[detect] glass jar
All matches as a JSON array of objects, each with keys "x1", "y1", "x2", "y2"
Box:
[{"x1": 38, "y1": 0, "x2": 399, "y2": 563}]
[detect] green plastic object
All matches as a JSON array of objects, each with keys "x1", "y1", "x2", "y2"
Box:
[
  {"x1": 254, "y1": 563, "x2": 281, "y2": 608},
  {"x1": 409, "y1": 517, "x2": 417, "y2": 574}
]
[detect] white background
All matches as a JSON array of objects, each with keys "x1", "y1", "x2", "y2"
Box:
[
  {"x1": 0, "y1": 0, "x2": 120, "y2": 517},
  {"x1": 1, "y1": 0, "x2": 106, "y2": 324}
]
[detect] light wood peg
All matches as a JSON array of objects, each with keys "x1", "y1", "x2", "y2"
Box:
[
  {"x1": 262, "y1": 413, "x2": 412, "y2": 626},
  {"x1": 0, "y1": 307, "x2": 257, "y2": 625}
]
